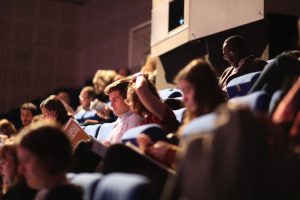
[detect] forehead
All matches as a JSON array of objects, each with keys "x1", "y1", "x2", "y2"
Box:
[
  {"x1": 178, "y1": 79, "x2": 193, "y2": 89},
  {"x1": 109, "y1": 90, "x2": 122, "y2": 99},
  {"x1": 223, "y1": 42, "x2": 231, "y2": 52},
  {"x1": 21, "y1": 109, "x2": 32, "y2": 114}
]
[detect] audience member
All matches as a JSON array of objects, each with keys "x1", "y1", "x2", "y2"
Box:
[
  {"x1": 20, "y1": 103, "x2": 38, "y2": 127},
  {"x1": 219, "y1": 35, "x2": 267, "y2": 91},
  {"x1": 0, "y1": 119, "x2": 17, "y2": 138},
  {"x1": 137, "y1": 59, "x2": 226, "y2": 167},
  {"x1": 140, "y1": 55, "x2": 157, "y2": 84},
  {"x1": 118, "y1": 67, "x2": 131, "y2": 77},
  {"x1": 56, "y1": 91, "x2": 75, "y2": 115},
  {"x1": 76, "y1": 86, "x2": 96, "y2": 114},
  {"x1": 249, "y1": 53, "x2": 300, "y2": 94},
  {"x1": 17, "y1": 122, "x2": 83, "y2": 200},
  {"x1": 0, "y1": 138, "x2": 36, "y2": 200},
  {"x1": 102, "y1": 78, "x2": 142, "y2": 146},
  {"x1": 40, "y1": 95, "x2": 70, "y2": 126},
  {"x1": 127, "y1": 73, "x2": 179, "y2": 134},
  {"x1": 92, "y1": 69, "x2": 123, "y2": 102}
]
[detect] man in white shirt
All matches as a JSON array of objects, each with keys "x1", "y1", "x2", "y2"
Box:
[{"x1": 102, "y1": 78, "x2": 142, "y2": 146}]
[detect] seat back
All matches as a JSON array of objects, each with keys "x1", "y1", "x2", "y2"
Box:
[
  {"x1": 268, "y1": 90, "x2": 283, "y2": 114},
  {"x1": 96, "y1": 122, "x2": 116, "y2": 142},
  {"x1": 158, "y1": 88, "x2": 182, "y2": 100},
  {"x1": 182, "y1": 112, "x2": 217, "y2": 137},
  {"x1": 93, "y1": 173, "x2": 151, "y2": 200},
  {"x1": 84, "y1": 124, "x2": 102, "y2": 138},
  {"x1": 173, "y1": 107, "x2": 186, "y2": 123},
  {"x1": 229, "y1": 90, "x2": 269, "y2": 113},
  {"x1": 68, "y1": 173, "x2": 103, "y2": 200},
  {"x1": 227, "y1": 72, "x2": 261, "y2": 98},
  {"x1": 121, "y1": 124, "x2": 166, "y2": 146}
]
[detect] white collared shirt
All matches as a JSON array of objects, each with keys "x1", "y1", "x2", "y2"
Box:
[{"x1": 106, "y1": 111, "x2": 142, "y2": 144}]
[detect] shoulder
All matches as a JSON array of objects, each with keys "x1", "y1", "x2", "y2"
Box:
[{"x1": 126, "y1": 112, "x2": 143, "y2": 124}]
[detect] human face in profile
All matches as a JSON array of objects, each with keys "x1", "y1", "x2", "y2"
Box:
[
  {"x1": 17, "y1": 147, "x2": 49, "y2": 189},
  {"x1": 177, "y1": 79, "x2": 196, "y2": 113},
  {"x1": 109, "y1": 90, "x2": 129, "y2": 117},
  {"x1": 223, "y1": 42, "x2": 239, "y2": 67}
]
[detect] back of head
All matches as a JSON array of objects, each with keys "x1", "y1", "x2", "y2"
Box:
[
  {"x1": 18, "y1": 121, "x2": 72, "y2": 174},
  {"x1": 0, "y1": 119, "x2": 17, "y2": 137},
  {"x1": 223, "y1": 35, "x2": 250, "y2": 59},
  {"x1": 40, "y1": 95, "x2": 69, "y2": 125},
  {"x1": 93, "y1": 69, "x2": 123, "y2": 94},
  {"x1": 175, "y1": 59, "x2": 225, "y2": 118}
]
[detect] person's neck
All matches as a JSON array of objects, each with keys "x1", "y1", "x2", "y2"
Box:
[{"x1": 43, "y1": 173, "x2": 67, "y2": 189}]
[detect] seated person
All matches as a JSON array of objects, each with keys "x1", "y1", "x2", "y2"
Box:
[
  {"x1": 126, "y1": 73, "x2": 179, "y2": 134},
  {"x1": 76, "y1": 86, "x2": 96, "y2": 114},
  {"x1": 219, "y1": 35, "x2": 267, "y2": 91},
  {"x1": 17, "y1": 122, "x2": 83, "y2": 200},
  {"x1": 0, "y1": 138, "x2": 36, "y2": 200},
  {"x1": 0, "y1": 119, "x2": 17, "y2": 138},
  {"x1": 56, "y1": 91, "x2": 75, "y2": 115},
  {"x1": 92, "y1": 69, "x2": 124, "y2": 102},
  {"x1": 138, "y1": 59, "x2": 226, "y2": 167},
  {"x1": 40, "y1": 95, "x2": 71, "y2": 126},
  {"x1": 102, "y1": 78, "x2": 143, "y2": 146},
  {"x1": 20, "y1": 102, "x2": 38, "y2": 128}
]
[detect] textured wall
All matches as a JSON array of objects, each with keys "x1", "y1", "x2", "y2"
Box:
[
  {"x1": 0, "y1": 0, "x2": 81, "y2": 113},
  {"x1": 0, "y1": 0, "x2": 151, "y2": 114},
  {"x1": 78, "y1": 0, "x2": 151, "y2": 83}
]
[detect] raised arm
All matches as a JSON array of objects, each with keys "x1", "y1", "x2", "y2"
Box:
[{"x1": 134, "y1": 74, "x2": 166, "y2": 120}]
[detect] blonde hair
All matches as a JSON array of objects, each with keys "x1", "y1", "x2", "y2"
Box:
[
  {"x1": 92, "y1": 70, "x2": 124, "y2": 94},
  {"x1": 0, "y1": 119, "x2": 17, "y2": 137}
]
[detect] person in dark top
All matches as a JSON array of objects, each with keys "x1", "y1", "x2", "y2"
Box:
[
  {"x1": 0, "y1": 138, "x2": 37, "y2": 200},
  {"x1": 17, "y1": 122, "x2": 83, "y2": 200},
  {"x1": 219, "y1": 35, "x2": 267, "y2": 91}
]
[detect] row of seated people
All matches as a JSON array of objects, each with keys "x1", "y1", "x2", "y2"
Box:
[{"x1": 1, "y1": 35, "x2": 300, "y2": 199}]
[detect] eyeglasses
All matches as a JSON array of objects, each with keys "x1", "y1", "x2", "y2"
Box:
[{"x1": 223, "y1": 50, "x2": 234, "y2": 61}]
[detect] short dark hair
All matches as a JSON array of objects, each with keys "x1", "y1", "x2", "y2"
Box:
[
  {"x1": 104, "y1": 77, "x2": 130, "y2": 99},
  {"x1": 18, "y1": 122, "x2": 72, "y2": 174},
  {"x1": 223, "y1": 35, "x2": 250, "y2": 57},
  {"x1": 21, "y1": 103, "x2": 38, "y2": 116}
]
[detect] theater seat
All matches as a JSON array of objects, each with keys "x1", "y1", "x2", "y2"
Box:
[
  {"x1": 93, "y1": 173, "x2": 151, "y2": 200},
  {"x1": 268, "y1": 90, "x2": 283, "y2": 114},
  {"x1": 173, "y1": 107, "x2": 186, "y2": 124},
  {"x1": 74, "y1": 111, "x2": 101, "y2": 124},
  {"x1": 68, "y1": 173, "x2": 103, "y2": 200},
  {"x1": 121, "y1": 124, "x2": 166, "y2": 146},
  {"x1": 84, "y1": 124, "x2": 102, "y2": 138},
  {"x1": 74, "y1": 112, "x2": 86, "y2": 124},
  {"x1": 229, "y1": 90, "x2": 269, "y2": 113},
  {"x1": 226, "y1": 72, "x2": 261, "y2": 98},
  {"x1": 96, "y1": 122, "x2": 116, "y2": 142},
  {"x1": 182, "y1": 112, "x2": 218, "y2": 137},
  {"x1": 158, "y1": 88, "x2": 182, "y2": 100}
]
